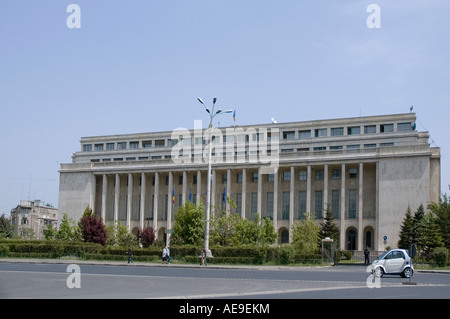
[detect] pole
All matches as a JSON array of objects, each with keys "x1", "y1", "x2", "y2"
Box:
[{"x1": 204, "y1": 122, "x2": 213, "y2": 258}]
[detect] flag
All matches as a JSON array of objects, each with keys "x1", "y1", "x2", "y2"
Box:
[
  {"x1": 233, "y1": 109, "x2": 236, "y2": 122},
  {"x1": 172, "y1": 188, "x2": 175, "y2": 203},
  {"x1": 189, "y1": 187, "x2": 192, "y2": 202}
]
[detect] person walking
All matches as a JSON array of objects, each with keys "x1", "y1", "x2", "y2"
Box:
[
  {"x1": 364, "y1": 246, "x2": 370, "y2": 264},
  {"x1": 200, "y1": 248, "x2": 208, "y2": 266},
  {"x1": 127, "y1": 246, "x2": 133, "y2": 264},
  {"x1": 162, "y1": 246, "x2": 167, "y2": 264},
  {"x1": 166, "y1": 245, "x2": 170, "y2": 264}
]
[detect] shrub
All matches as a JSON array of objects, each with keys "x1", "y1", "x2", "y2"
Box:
[{"x1": 434, "y1": 247, "x2": 448, "y2": 267}]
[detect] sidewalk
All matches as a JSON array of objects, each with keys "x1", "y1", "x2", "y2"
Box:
[
  {"x1": 0, "y1": 257, "x2": 331, "y2": 271},
  {"x1": 1, "y1": 257, "x2": 449, "y2": 273}
]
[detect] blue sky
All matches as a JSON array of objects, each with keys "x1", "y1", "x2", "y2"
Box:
[{"x1": 0, "y1": 1, "x2": 449, "y2": 215}]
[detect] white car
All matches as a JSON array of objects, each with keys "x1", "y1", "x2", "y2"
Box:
[{"x1": 371, "y1": 249, "x2": 414, "y2": 278}]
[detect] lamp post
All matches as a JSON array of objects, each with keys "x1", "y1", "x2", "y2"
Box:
[{"x1": 197, "y1": 97, "x2": 233, "y2": 258}]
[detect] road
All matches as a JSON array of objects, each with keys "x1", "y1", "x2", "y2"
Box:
[{"x1": 0, "y1": 260, "x2": 449, "y2": 301}]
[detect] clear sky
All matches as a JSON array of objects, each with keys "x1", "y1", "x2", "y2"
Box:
[{"x1": 1, "y1": 1, "x2": 449, "y2": 215}]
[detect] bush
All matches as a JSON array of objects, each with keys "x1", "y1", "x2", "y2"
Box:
[{"x1": 433, "y1": 247, "x2": 448, "y2": 267}]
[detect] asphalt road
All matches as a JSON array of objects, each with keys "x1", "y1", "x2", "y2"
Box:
[{"x1": 1, "y1": 259, "x2": 449, "y2": 301}]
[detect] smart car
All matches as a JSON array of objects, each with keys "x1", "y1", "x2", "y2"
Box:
[{"x1": 371, "y1": 249, "x2": 414, "y2": 278}]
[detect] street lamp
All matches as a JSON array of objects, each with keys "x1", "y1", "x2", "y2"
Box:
[{"x1": 198, "y1": 97, "x2": 233, "y2": 258}]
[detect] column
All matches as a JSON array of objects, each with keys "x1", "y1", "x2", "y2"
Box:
[
  {"x1": 226, "y1": 169, "x2": 231, "y2": 215},
  {"x1": 196, "y1": 170, "x2": 202, "y2": 206},
  {"x1": 211, "y1": 170, "x2": 216, "y2": 210},
  {"x1": 323, "y1": 164, "x2": 328, "y2": 218},
  {"x1": 167, "y1": 171, "x2": 173, "y2": 244},
  {"x1": 90, "y1": 174, "x2": 96, "y2": 211},
  {"x1": 340, "y1": 164, "x2": 346, "y2": 250},
  {"x1": 140, "y1": 172, "x2": 146, "y2": 230},
  {"x1": 241, "y1": 168, "x2": 247, "y2": 219},
  {"x1": 257, "y1": 167, "x2": 262, "y2": 219},
  {"x1": 127, "y1": 173, "x2": 133, "y2": 231},
  {"x1": 273, "y1": 169, "x2": 278, "y2": 235},
  {"x1": 182, "y1": 171, "x2": 187, "y2": 205},
  {"x1": 358, "y1": 162, "x2": 364, "y2": 250},
  {"x1": 114, "y1": 174, "x2": 120, "y2": 223},
  {"x1": 153, "y1": 172, "x2": 159, "y2": 234},
  {"x1": 289, "y1": 166, "x2": 295, "y2": 241},
  {"x1": 101, "y1": 174, "x2": 107, "y2": 222},
  {"x1": 306, "y1": 165, "x2": 311, "y2": 214}
]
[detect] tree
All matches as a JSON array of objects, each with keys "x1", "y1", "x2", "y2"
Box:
[
  {"x1": 79, "y1": 206, "x2": 107, "y2": 246},
  {"x1": 397, "y1": 206, "x2": 414, "y2": 249},
  {"x1": 172, "y1": 202, "x2": 205, "y2": 246},
  {"x1": 292, "y1": 212, "x2": 320, "y2": 255},
  {"x1": 428, "y1": 194, "x2": 450, "y2": 249},
  {"x1": 56, "y1": 213, "x2": 80, "y2": 241},
  {"x1": 417, "y1": 212, "x2": 443, "y2": 260},
  {"x1": 139, "y1": 227, "x2": 156, "y2": 248},
  {"x1": 412, "y1": 204, "x2": 425, "y2": 246},
  {"x1": 319, "y1": 205, "x2": 340, "y2": 248},
  {"x1": 0, "y1": 214, "x2": 14, "y2": 239}
]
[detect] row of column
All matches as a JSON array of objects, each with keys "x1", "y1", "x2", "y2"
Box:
[{"x1": 90, "y1": 162, "x2": 369, "y2": 249}]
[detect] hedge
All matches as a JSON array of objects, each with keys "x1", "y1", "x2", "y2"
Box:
[{"x1": 0, "y1": 240, "x2": 323, "y2": 265}]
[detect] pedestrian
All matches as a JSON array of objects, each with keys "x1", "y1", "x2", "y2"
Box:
[
  {"x1": 127, "y1": 246, "x2": 133, "y2": 264},
  {"x1": 162, "y1": 246, "x2": 167, "y2": 264},
  {"x1": 166, "y1": 245, "x2": 170, "y2": 264},
  {"x1": 200, "y1": 248, "x2": 207, "y2": 266},
  {"x1": 364, "y1": 246, "x2": 370, "y2": 264}
]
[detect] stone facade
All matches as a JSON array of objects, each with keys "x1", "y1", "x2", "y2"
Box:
[{"x1": 58, "y1": 113, "x2": 440, "y2": 251}]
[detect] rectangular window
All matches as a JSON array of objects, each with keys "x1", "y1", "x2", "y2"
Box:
[
  {"x1": 364, "y1": 125, "x2": 376, "y2": 134},
  {"x1": 315, "y1": 170, "x2": 324, "y2": 180},
  {"x1": 347, "y1": 126, "x2": 360, "y2": 135},
  {"x1": 348, "y1": 189, "x2": 357, "y2": 218},
  {"x1": 130, "y1": 141, "x2": 139, "y2": 149},
  {"x1": 95, "y1": 144, "x2": 104, "y2": 151},
  {"x1": 283, "y1": 170, "x2": 291, "y2": 182},
  {"x1": 235, "y1": 193, "x2": 242, "y2": 215},
  {"x1": 331, "y1": 190, "x2": 340, "y2": 218},
  {"x1": 380, "y1": 142, "x2": 394, "y2": 147},
  {"x1": 267, "y1": 174, "x2": 274, "y2": 182},
  {"x1": 283, "y1": 131, "x2": 295, "y2": 140},
  {"x1": 237, "y1": 173, "x2": 242, "y2": 183},
  {"x1": 298, "y1": 191, "x2": 306, "y2": 219},
  {"x1": 142, "y1": 141, "x2": 152, "y2": 148},
  {"x1": 298, "y1": 130, "x2": 311, "y2": 139},
  {"x1": 282, "y1": 192, "x2": 290, "y2": 219},
  {"x1": 330, "y1": 127, "x2": 344, "y2": 136},
  {"x1": 266, "y1": 192, "x2": 274, "y2": 219},
  {"x1": 106, "y1": 143, "x2": 115, "y2": 150},
  {"x1": 250, "y1": 192, "x2": 258, "y2": 218},
  {"x1": 252, "y1": 172, "x2": 258, "y2": 183},
  {"x1": 299, "y1": 170, "x2": 307, "y2": 181},
  {"x1": 155, "y1": 139, "x2": 165, "y2": 147},
  {"x1": 332, "y1": 169, "x2": 340, "y2": 179},
  {"x1": 314, "y1": 190, "x2": 323, "y2": 219},
  {"x1": 117, "y1": 142, "x2": 127, "y2": 150},
  {"x1": 364, "y1": 143, "x2": 377, "y2": 148},
  {"x1": 397, "y1": 122, "x2": 412, "y2": 131},
  {"x1": 83, "y1": 144, "x2": 92, "y2": 152},
  {"x1": 349, "y1": 168, "x2": 357, "y2": 179},
  {"x1": 314, "y1": 128, "x2": 327, "y2": 137},
  {"x1": 380, "y1": 124, "x2": 394, "y2": 133}
]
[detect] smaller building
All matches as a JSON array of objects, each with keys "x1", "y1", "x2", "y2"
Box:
[{"x1": 10, "y1": 200, "x2": 58, "y2": 240}]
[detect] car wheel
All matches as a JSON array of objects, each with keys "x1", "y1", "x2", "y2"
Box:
[
  {"x1": 374, "y1": 267, "x2": 384, "y2": 278},
  {"x1": 401, "y1": 267, "x2": 413, "y2": 278}
]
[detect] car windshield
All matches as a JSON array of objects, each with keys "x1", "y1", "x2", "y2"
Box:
[{"x1": 376, "y1": 250, "x2": 390, "y2": 260}]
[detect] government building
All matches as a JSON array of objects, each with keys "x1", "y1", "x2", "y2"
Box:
[{"x1": 58, "y1": 113, "x2": 440, "y2": 251}]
